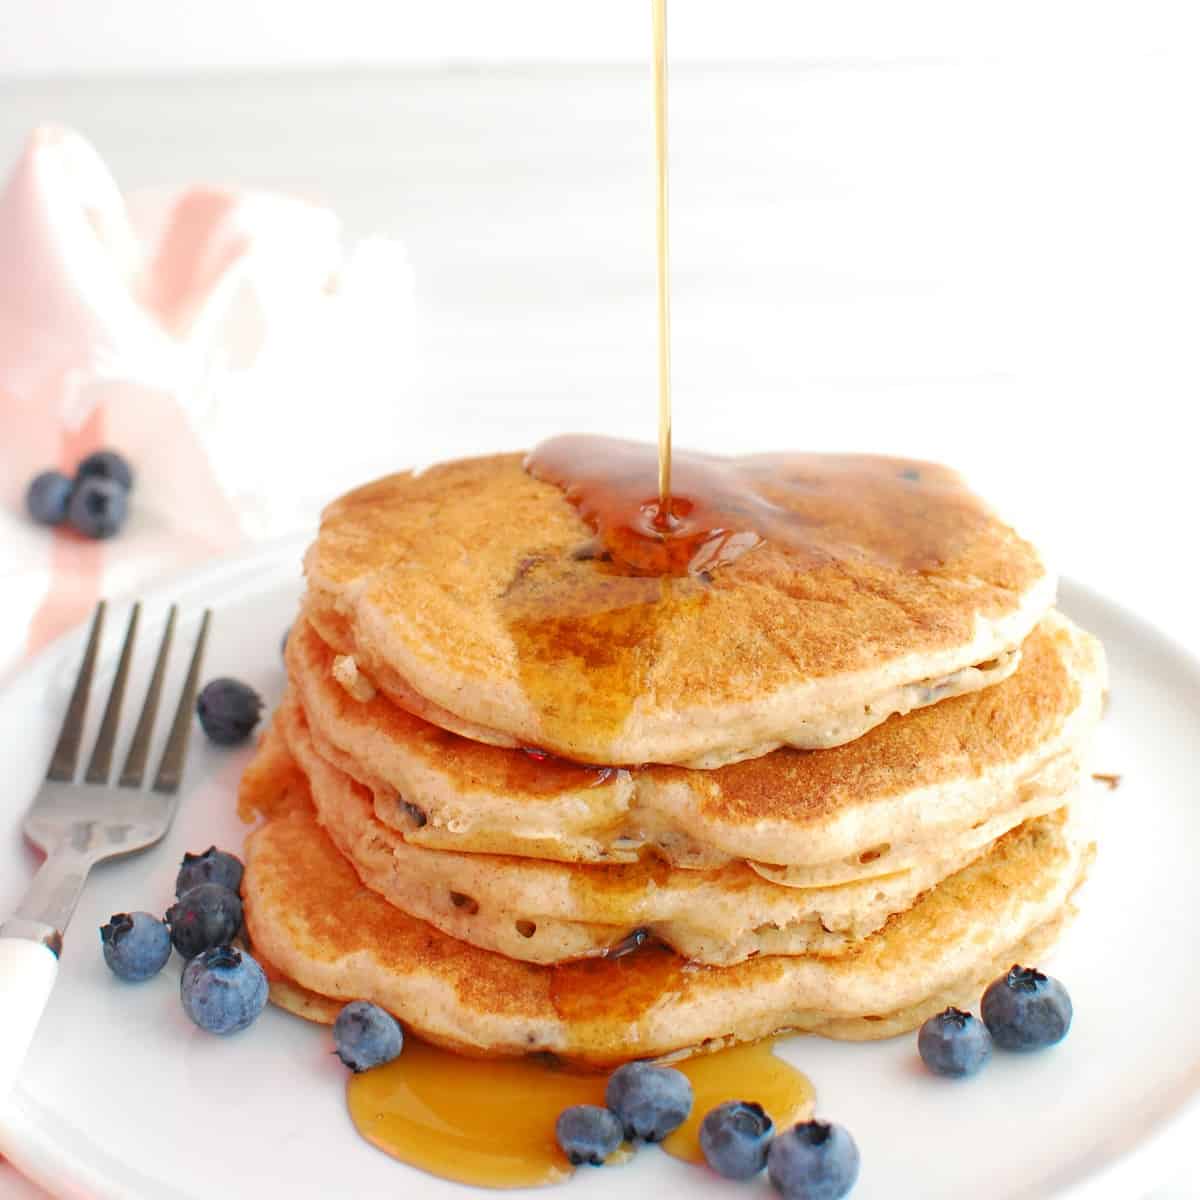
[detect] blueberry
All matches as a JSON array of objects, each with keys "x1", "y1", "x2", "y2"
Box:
[
  {"x1": 176, "y1": 847, "x2": 244, "y2": 898},
  {"x1": 333, "y1": 1001, "x2": 404, "y2": 1072},
  {"x1": 918, "y1": 1007, "x2": 993, "y2": 1077},
  {"x1": 982, "y1": 965, "x2": 1073, "y2": 1051},
  {"x1": 767, "y1": 1121, "x2": 860, "y2": 1200},
  {"x1": 196, "y1": 678, "x2": 263, "y2": 745},
  {"x1": 166, "y1": 883, "x2": 243, "y2": 959},
  {"x1": 700, "y1": 1100, "x2": 774, "y2": 1180},
  {"x1": 75, "y1": 449, "x2": 134, "y2": 492},
  {"x1": 99, "y1": 912, "x2": 171, "y2": 981},
  {"x1": 605, "y1": 1061, "x2": 692, "y2": 1142},
  {"x1": 556, "y1": 1104, "x2": 623, "y2": 1166},
  {"x1": 180, "y1": 945, "x2": 267, "y2": 1034},
  {"x1": 67, "y1": 476, "x2": 128, "y2": 539},
  {"x1": 25, "y1": 470, "x2": 73, "y2": 526}
]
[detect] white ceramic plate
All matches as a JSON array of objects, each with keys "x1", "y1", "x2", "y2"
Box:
[{"x1": 1, "y1": 540, "x2": 1197, "y2": 1200}]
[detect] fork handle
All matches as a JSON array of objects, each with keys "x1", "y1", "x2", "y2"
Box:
[{"x1": 0, "y1": 936, "x2": 58, "y2": 1103}]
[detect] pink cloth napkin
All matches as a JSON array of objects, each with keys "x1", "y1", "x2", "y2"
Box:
[
  {"x1": 0, "y1": 126, "x2": 412, "y2": 1196},
  {"x1": 0, "y1": 1170, "x2": 46, "y2": 1200},
  {"x1": 0, "y1": 124, "x2": 413, "y2": 681}
]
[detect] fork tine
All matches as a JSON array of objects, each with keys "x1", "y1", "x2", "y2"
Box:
[
  {"x1": 151, "y1": 609, "x2": 211, "y2": 795},
  {"x1": 45, "y1": 602, "x2": 106, "y2": 782},
  {"x1": 84, "y1": 603, "x2": 141, "y2": 784},
  {"x1": 118, "y1": 605, "x2": 177, "y2": 788}
]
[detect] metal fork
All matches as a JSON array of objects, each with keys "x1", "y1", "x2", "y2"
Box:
[{"x1": 0, "y1": 601, "x2": 210, "y2": 1100}]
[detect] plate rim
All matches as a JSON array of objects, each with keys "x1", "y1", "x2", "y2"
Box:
[{"x1": 0, "y1": 547, "x2": 1196, "y2": 1200}]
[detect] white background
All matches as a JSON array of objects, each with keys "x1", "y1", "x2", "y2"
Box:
[
  {"x1": 0, "y1": 0, "x2": 1194, "y2": 74},
  {"x1": 1, "y1": 3, "x2": 1199, "y2": 1197}
]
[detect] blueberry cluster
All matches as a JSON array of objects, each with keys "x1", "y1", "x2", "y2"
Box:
[
  {"x1": 25, "y1": 449, "x2": 134, "y2": 539},
  {"x1": 918, "y1": 964, "x2": 1073, "y2": 1080},
  {"x1": 553, "y1": 1062, "x2": 692, "y2": 1171},
  {"x1": 99, "y1": 845, "x2": 268, "y2": 1036},
  {"x1": 555, "y1": 1062, "x2": 859, "y2": 1199}
]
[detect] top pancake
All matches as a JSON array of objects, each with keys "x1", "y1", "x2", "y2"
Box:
[{"x1": 305, "y1": 447, "x2": 1053, "y2": 767}]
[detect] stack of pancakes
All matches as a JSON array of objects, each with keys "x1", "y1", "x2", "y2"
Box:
[{"x1": 239, "y1": 449, "x2": 1106, "y2": 1066}]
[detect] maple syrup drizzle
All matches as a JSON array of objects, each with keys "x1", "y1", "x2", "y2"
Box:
[
  {"x1": 347, "y1": 1037, "x2": 813, "y2": 1189},
  {"x1": 513, "y1": 437, "x2": 987, "y2": 758},
  {"x1": 526, "y1": 434, "x2": 982, "y2": 579},
  {"x1": 652, "y1": 0, "x2": 673, "y2": 513},
  {"x1": 549, "y1": 938, "x2": 690, "y2": 1024}
]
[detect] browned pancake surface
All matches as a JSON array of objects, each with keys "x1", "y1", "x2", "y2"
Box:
[
  {"x1": 305, "y1": 451, "x2": 1050, "y2": 764},
  {"x1": 689, "y1": 613, "x2": 1090, "y2": 827}
]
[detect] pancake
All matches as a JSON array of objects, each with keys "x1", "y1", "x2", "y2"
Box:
[
  {"x1": 258, "y1": 914, "x2": 1072, "y2": 1046},
  {"x1": 241, "y1": 794, "x2": 1093, "y2": 1065},
  {"x1": 286, "y1": 610, "x2": 1104, "y2": 874},
  {"x1": 256, "y1": 694, "x2": 1080, "y2": 966},
  {"x1": 303, "y1": 448, "x2": 1053, "y2": 767}
]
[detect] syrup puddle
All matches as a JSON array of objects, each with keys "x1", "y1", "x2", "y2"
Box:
[
  {"x1": 661, "y1": 1041, "x2": 815, "y2": 1164},
  {"x1": 347, "y1": 1038, "x2": 813, "y2": 1189}
]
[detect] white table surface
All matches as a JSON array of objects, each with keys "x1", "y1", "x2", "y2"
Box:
[{"x1": 0, "y1": 58, "x2": 1197, "y2": 1198}]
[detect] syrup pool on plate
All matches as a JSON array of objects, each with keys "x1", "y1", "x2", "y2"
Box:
[{"x1": 347, "y1": 1037, "x2": 814, "y2": 1188}]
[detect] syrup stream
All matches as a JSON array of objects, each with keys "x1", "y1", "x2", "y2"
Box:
[{"x1": 652, "y1": 0, "x2": 673, "y2": 519}]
